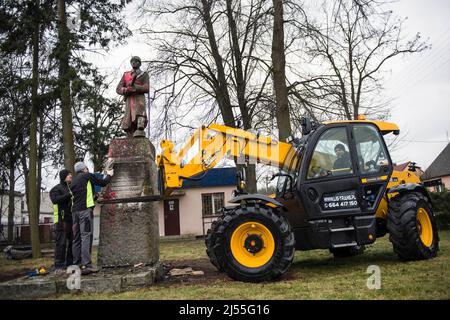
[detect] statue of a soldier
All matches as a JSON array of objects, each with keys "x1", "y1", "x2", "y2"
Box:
[{"x1": 116, "y1": 56, "x2": 149, "y2": 138}]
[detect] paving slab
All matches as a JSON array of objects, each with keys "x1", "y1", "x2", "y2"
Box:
[{"x1": 0, "y1": 262, "x2": 164, "y2": 299}]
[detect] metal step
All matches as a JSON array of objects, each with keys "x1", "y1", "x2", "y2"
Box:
[
  {"x1": 331, "y1": 242, "x2": 357, "y2": 249},
  {"x1": 329, "y1": 226, "x2": 355, "y2": 233}
]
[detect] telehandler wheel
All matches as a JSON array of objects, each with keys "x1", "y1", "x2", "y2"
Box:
[
  {"x1": 330, "y1": 245, "x2": 365, "y2": 258},
  {"x1": 206, "y1": 219, "x2": 223, "y2": 272},
  {"x1": 387, "y1": 192, "x2": 439, "y2": 260},
  {"x1": 206, "y1": 203, "x2": 295, "y2": 282}
]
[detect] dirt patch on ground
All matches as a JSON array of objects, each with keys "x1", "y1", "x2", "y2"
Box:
[
  {"x1": 0, "y1": 249, "x2": 54, "y2": 283},
  {"x1": 158, "y1": 258, "x2": 230, "y2": 286},
  {"x1": 0, "y1": 268, "x2": 30, "y2": 282}
]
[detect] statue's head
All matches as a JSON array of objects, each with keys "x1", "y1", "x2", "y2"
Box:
[{"x1": 130, "y1": 56, "x2": 141, "y2": 69}]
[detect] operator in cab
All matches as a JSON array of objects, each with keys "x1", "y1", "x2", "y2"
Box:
[{"x1": 333, "y1": 143, "x2": 351, "y2": 174}]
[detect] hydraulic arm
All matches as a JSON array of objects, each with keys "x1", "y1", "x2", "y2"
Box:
[{"x1": 156, "y1": 124, "x2": 300, "y2": 193}]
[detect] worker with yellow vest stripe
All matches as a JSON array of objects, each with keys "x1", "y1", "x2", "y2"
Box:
[
  {"x1": 49, "y1": 169, "x2": 74, "y2": 273},
  {"x1": 71, "y1": 162, "x2": 113, "y2": 275}
]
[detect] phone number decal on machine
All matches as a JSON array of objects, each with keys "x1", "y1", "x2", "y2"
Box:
[{"x1": 321, "y1": 191, "x2": 359, "y2": 210}]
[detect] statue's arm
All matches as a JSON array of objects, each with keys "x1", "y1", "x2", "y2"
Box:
[
  {"x1": 116, "y1": 74, "x2": 126, "y2": 95},
  {"x1": 132, "y1": 72, "x2": 149, "y2": 94}
]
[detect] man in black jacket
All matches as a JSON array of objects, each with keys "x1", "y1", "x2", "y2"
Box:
[
  {"x1": 333, "y1": 143, "x2": 352, "y2": 175},
  {"x1": 49, "y1": 169, "x2": 74, "y2": 272},
  {"x1": 71, "y1": 162, "x2": 114, "y2": 274}
]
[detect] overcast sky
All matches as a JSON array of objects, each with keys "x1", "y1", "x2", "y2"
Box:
[
  {"x1": 384, "y1": 0, "x2": 450, "y2": 169},
  {"x1": 39, "y1": 0, "x2": 450, "y2": 191}
]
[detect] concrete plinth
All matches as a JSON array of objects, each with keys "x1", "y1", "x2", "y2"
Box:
[
  {"x1": 0, "y1": 263, "x2": 164, "y2": 299},
  {"x1": 97, "y1": 137, "x2": 160, "y2": 267}
]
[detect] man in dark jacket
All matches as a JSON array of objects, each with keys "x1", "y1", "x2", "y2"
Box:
[
  {"x1": 71, "y1": 162, "x2": 114, "y2": 274},
  {"x1": 49, "y1": 169, "x2": 74, "y2": 272},
  {"x1": 333, "y1": 143, "x2": 352, "y2": 174}
]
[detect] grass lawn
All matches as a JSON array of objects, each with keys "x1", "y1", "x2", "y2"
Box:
[{"x1": 1, "y1": 230, "x2": 449, "y2": 299}]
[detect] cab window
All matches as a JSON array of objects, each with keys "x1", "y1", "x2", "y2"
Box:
[
  {"x1": 307, "y1": 127, "x2": 354, "y2": 179},
  {"x1": 352, "y1": 124, "x2": 390, "y2": 175}
]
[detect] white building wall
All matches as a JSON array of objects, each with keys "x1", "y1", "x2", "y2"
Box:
[
  {"x1": 20, "y1": 192, "x2": 55, "y2": 224},
  {"x1": 0, "y1": 194, "x2": 23, "y2": 224},
  {"x1": 158, "y1": 186, "x2": 235, "y2": 237},
  {"x1": 441, "y1": 176, "x2": 450, "y2": 189}
]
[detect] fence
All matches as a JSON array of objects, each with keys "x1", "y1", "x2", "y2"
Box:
[{"x1": 0, "y1": 223, "x2": 54, "y2": 244}]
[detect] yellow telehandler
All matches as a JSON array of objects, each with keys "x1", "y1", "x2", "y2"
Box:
[{"x1": 157, "y1": 117, "x2": 439, "y2": 282}]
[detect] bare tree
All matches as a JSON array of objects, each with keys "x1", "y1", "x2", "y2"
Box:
[
  {"x1": 293, "y1": 0, "x2": 429, "y2": 120},
  {"x1": 138, "y1": 0, "x2": 275, "y2": 192},
  {"x1": 271, "y1": 0, "x2": 292, "y2": 142}
]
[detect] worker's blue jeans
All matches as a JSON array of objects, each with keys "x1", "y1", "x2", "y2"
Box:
[{"x1": 72, "y1": 208, "x2": 93, "y2": 267}]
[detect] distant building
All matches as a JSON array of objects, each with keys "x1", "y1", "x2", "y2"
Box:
[
  {"x1": 421, "y1": 143, "x2": 450, "y2": 192},
  {"x1": 1, "y1": 190, "x2": 54, "y2": 243},
  {"x1": 158, "y1": 167, "x2": 237, "y2": 237},
  {"x1": 393, "y1": 161, "x2": 424, "y2": 178},
  {"x1": 21, "y1": 191, "x2": 55, "y2": 224},
  {"x1": 0, "y1": 190, "x2": 24, "y2": 225},
  {"x1": 0, "y1": 190, "x2": 24, "y2": 241}
]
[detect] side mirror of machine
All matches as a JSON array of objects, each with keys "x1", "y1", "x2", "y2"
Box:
[
  {"x1": 300, "y1": 116, "x2": 320, "y2": 137},
  {"x1": 272, "y1": 172, "x2": 295, "y2": 196},
  {"x1": 301, "y1": 117, "x2": 312, "y2": 136}
]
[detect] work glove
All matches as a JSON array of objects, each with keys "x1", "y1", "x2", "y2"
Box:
[{"x1": 106, "y1": 169, "x2": 114, "y2": 176}]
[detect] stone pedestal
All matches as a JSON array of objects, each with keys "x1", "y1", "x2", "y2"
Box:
[{"x1": 97, "y1": 138, "x2": 160, "y2": 267}]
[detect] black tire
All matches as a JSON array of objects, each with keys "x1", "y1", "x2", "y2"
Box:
[
  {"x1": 330, "y1": 245, "x2": 365, "y2": 258},
  {"x1": 206, "y1": 207, "x2": 234, "y2": 272},
  {"x1": 206, "y1": 203, "x2": 295, "y2": 282},
  {"x1": 387, "y1": 191, "x2": 439, "y2": 260},
  {"x1": 205, "y1": 219, "x2": 224, "y2": 272}
]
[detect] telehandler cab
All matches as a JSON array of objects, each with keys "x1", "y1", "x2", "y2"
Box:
[{"x1": 157, "y1": 117, "x2": 439, "y2": 282}]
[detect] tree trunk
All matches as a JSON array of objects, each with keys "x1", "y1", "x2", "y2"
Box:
[
  {"x1": 244, "y1": 164, "x2": 257, "y2": 193},
  {"x1": 271, "y1": 0, "x2": 292, "y2": 142},
  {"x1": 29, "y1": 1, "x2": 41, "y2": 258},
  {"x1": 200, "y1": 0, "x2": 235, "y2": 127},
  {"x1": 226, "y1": 0, "x2": 250, "y2": 128},
  {"x1": 37, "y1": 113, "x2": 44, "y2": 212},
  {"x1": 58, "y1": 0, "x2": 76, "y2": 171},
  {"x1": 7, "y1": 158, "x2": 15, "y2": 243},
  {"x1": 225, "y1": 0, "x2": 256, "y2": 193},
  {"x1": 20, "y1": 140, "x2": 30, "y2": 217},
  {"x1": 201, "y1": 0, "x2": 258, "y2": 192}
]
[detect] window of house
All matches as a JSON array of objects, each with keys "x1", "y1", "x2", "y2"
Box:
[
  {"x1": 435, "y1": 184, "x2": 444, "y2": 193},
  {"x1": 202, "y1": 192, "x2": 225, "y2": 216}
]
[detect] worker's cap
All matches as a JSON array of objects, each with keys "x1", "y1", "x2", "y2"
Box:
[
  {"x1": 59, "y1": 169, "x2": 72, "y2": 181},
  {"x1": 130, "y1": 56, "x2": 141, "y2": 64},
  {"x1": 334, "y1": 143, "x2": 346, "y2": 152},
  {"x1": 74, "y1": 162, "x2": 88, "y2": 173}
]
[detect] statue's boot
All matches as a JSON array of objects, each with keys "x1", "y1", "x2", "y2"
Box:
[{"x1": 133, "y1": 117, "x2": 146, "y2": 138}]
